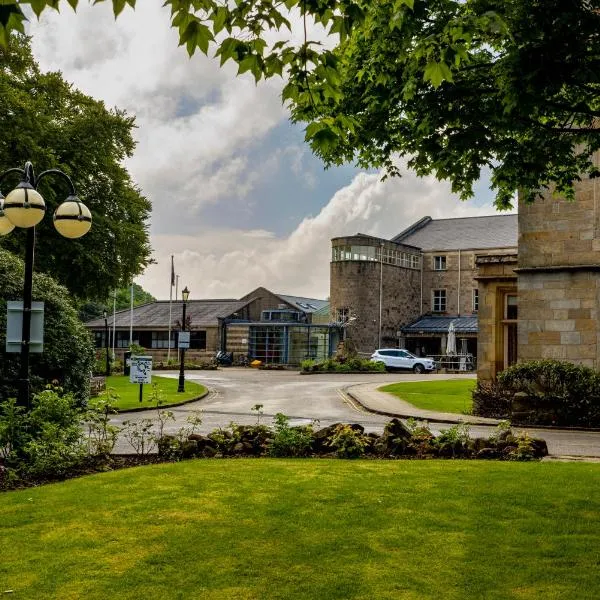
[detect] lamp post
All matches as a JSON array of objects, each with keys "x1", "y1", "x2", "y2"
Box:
[
  {"x1": 177, "y1": 286, "x2": 190, "y2": 393},
  {"x1": 0, "y1": 161, "x2": 92, "y2": 408},
  {"x1": 103, "y1": 309, "x2": 110, "y2": 377}
]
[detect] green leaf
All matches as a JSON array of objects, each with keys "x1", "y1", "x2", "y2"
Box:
[{"x1": 423, "y1": 61, "x2": 453, "y2": 88}]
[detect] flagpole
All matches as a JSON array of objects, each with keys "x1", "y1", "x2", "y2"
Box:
[
  {"x1": 167, "y1": 255, "x2": 174, "y2": 362},
  {"x1": 176, "y1": 274, "x2": 179, "y2": 302},
  {"x1": 112, "y1": 288, "x2": 116, "y2": 359},
  {"x1": 129, "y1": 282, "x2": 134, "y2": 346}
]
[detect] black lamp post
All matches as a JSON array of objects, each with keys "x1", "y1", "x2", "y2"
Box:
[
  {"x1": 0, "y1": 161, "x2": 92, "y2": 408},
  {"x1": 177, "y1": 286, "x2": 190, "y2": 393},
  {"x1": 103, "y1": 309, "x2": 110, "y2": 377}
]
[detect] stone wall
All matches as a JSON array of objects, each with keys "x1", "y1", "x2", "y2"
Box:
[
  {"x1": 517, "y1": 151, "x2": 600, "y2": 369},
  {"x1": 475, "y1": 255, "x2": 518, "y2": 380},
  {"x1": 330, "y1": 260, "x2": 421, "y2": 353}
]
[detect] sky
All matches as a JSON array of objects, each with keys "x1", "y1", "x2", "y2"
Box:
[{"x1": 27, "y1": 1, "x2": 511, "y2": 301}]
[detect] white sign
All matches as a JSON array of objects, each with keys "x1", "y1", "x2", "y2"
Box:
[
  {"x1": 130, "y1": 355, "x2": 153, "y2": 384},
  {"x1": 6, "y1": 301, "x2": 45, "y2": 353},
  {"x1": 178, "y1": 331, "x2": 190, "y2": 349}
]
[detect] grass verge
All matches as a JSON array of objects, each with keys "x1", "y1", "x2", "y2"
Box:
[
  {"x1": 101, "y1": 375, "x2": 207, "y2": 411},
  {"x1": 1, "y1": 460, "x2": 599, "y2": 599},
  {"x1": 379, "y1": 379, "x2": 476, "y2": 414}
]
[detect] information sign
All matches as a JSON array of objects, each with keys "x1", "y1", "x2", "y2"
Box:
[
  {"x1": 129, "y1": 355, "x2": 153, "y2": 384},
  {"x1": 178, "y1": 331, "x2": 190, "y2": 349}
]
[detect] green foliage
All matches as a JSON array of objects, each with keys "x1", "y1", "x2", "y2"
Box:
[
  {"x1": 302, "y1": 356, "x2": 385, "y2": 373},
  {"x1": 268, "y1": 413, "x2": 314, "y2": 457},
  {"x1": 0, "y1": 248, "x2": 95, "y2": 400},
  {"x1": 327, "y1": 424, "x2": 368, "y2": 458},
  {"x1": 5, "y1": 1, "x2": 599, "y2": 208},
  {"x1": 15, "y1": 388, "x2": 87, "y2": 478},
  {"x1": 0, "y1": 36, "x2": 151, "y2": 300},
  {"x1": 475, "y1": 360, "x2": 600, "y2": 427},
  {"x1": 85, "y1": 396, "x2": 120, "y2": 458},
  {"x1": 79, "y1": 283, "x2": 156, "y2": 322}
]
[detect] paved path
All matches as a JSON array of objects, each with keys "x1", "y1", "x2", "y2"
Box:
[{"x1": 110, "y1": 368, "x2": 600, "y2": 458}]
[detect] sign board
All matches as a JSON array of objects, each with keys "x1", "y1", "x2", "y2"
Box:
[
  {"x1": 178, "y1": 331, "x2": 190, "y2": 349},
  {"x1": 6, "y1": 301, "x2": 44, "y2": 353},
  {"x1": 129, "y1": 355, "x2": 153, "y2": 384}
]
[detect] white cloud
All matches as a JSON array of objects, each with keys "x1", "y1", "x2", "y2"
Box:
[
  {"x1": 26, "y1": 3, "x2": 510, "y2": 304},
  {"x1": 139, "y1": 168, "x2": 512, "y2": 300}
]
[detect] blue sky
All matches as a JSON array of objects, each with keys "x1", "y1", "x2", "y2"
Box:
[{"x1": 28, "y1": 2, "x2": 507, "y2": 300}]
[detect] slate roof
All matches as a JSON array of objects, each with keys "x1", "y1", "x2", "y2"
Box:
[
  {"x1": 276, "y1": 294, "x2": 329, "y2": 314},
  {"x1": 401, "y1": 315, "x2": 479, "y2": 335},
  {"x1": 85, "y1": 299, "x2": 250, "y2": 329},
  {"x1": 392, "y1": 214, "x2": 518, "y2": 250}
]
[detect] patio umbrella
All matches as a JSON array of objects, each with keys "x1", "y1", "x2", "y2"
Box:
[{"x1": 446, "y1": 321, "x2": 457, "y2": 355}]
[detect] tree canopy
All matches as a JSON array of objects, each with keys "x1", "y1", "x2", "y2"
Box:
[
  {"x1": 78, "y1": 283, "x2": 156, "y2": 323},
  {"x1": 0, "y1": 35, "x2": 151, "y2": 300},
  {"x1": 3, "y1": 0, "x2": 600, "y2": 208}
]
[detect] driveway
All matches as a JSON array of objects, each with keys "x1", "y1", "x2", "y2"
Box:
[{"x1": 111, "y1": 368, "x2": 600, "y2": 458}]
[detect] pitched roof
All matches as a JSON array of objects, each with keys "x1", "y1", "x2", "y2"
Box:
[
  {"x1": 392, "y1": 214, "x2": 518, "y2": 250},
  {"x1": 401, "y1": 315, "x2": 478, "y2": 334},
  {"x1": 276, "y1": 294, "x2": 329, "y2": 313},
  {"x1": 85, "y1": 299, "x2": 250, "y2": 329}
]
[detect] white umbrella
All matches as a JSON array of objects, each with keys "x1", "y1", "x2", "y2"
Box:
[{"x1": 446, "y1": 321, "x2": 457, "y2": 355}]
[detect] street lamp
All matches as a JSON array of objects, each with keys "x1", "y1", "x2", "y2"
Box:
[
  {"x1": 0, "y1": 161, "x2": 92, "y2": 408},
  {"x1": 177, "y1": 286, "x2": 190, "y2": 393},
  {"x1": 103, "y1": 309, "x2": 110, "y2": 377}
]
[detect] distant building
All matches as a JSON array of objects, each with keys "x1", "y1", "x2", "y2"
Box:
[
  {"x1": 330, "y1": 214, "x2": 518, "y2": 358},
  {"x1": 85, "y1": 287, "x2": 339, "y2": 366}
]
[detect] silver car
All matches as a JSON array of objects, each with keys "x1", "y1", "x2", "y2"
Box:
[{"x1": 370, "y1": 349, "x2": 436, "y2": 374}]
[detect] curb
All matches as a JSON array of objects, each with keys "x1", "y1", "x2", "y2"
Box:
[
  {"x1": 344, "y1": 387, "x2": 502, "y2": 426},
  {"x1": 116, "y1": 389, "x2": 210, "y2": 414}
]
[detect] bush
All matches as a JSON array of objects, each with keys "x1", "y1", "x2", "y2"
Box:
[
  {"x1": 474, "y1": 360, "x2": 600, "y2": 427},
  {"x1": 0, "y1": 248, "x2": 95, "y2": 402},
  {"x1": 301, "y1": 356, "x2": 386, "y2": 373},
  {"x1": 268, "y1": 413, "x2": 314, "y2": 457},
  {"x1": 327, "y1": 424, "x2": 368, "y2": 458}
]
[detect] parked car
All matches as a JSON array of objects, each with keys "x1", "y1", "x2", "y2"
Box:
[{"x1": 370, "y1": 349, "x2": 436, "y2": 373}]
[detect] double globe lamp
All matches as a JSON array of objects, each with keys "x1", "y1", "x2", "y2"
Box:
[
  {"x1": 0, "y1": 178, "x2": 91, "y2": 238},
  {"x1": 0, "y1": 162, "x2": 92, "y2": 408}
]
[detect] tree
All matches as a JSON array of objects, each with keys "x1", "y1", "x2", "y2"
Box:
[
  {"x1": 78, "y1": 283, "x2": 156, "y2": 322},
  {"x1": 0, "y1": 35, "x2": 151, "y2": 300},
  {"x1": 0, "y1": 248, "x2": 95, "y2": 401},
  {"x1": 4, "y1": 1, "x2": 599, "y2": 208}
]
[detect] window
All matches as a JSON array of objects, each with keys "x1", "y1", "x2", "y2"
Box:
[
  {"x1": 473, "y1": 288, "x2": 479, "y2": 313},
  {"x1": 505, "y1": 294, "x2": 518, "y2": 320},
  {"x1": 190, "y1": 331, "x2": 207, "y2": 350},
  {"x1": 335, "y1": 307, "x2": 350, "y2": 324},
  {"x1": 152, "y1": 331, "x2": 174, "y2": 349},
  {"x1": 434, "y1": 255, "x2": 447, "y2": 271},
  {"x1": 432, "y1": 290, "x2": 446, "y2": 312}
]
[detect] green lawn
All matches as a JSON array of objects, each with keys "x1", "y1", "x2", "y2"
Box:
[
  {"x1": 379, "y1": 379, "x2": 476, "y2": 414},
  {"x1": 101, "y1": 375, "x2": 207, "y2": 410},
  {"x1": 1, "y1": 460, "x2": 599, "y2": 599}
]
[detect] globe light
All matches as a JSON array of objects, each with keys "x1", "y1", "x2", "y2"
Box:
[
  {"x1": 53, "y1": 196, "x2": 92, "y2": 239},
  {"x1": 0, "y1": 195, "x2": 15, "y2": 236},
  {"x1": 3, "y1": 183, "x2": 45, "y2": 228}
]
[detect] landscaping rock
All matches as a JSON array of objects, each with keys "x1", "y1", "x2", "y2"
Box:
[
  {"x1": 384, "y1": 418, "x2": 413, "y2": 441},
  {"x1": 477, "y1": 448, "x2": 500, "y2": 459}
]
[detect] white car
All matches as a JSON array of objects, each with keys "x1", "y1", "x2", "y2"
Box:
[{"x1": 370, "y1": 349, "x2": 436, "y2": 374}]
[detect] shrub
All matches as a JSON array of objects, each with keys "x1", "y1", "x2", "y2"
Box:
[
  {"x1": 475, "y1": 360, "x2": 600, "y2": 427},
  {"x1": 301, "y1": 356, "x2": 386, "y2": 373},
  {"x1": 268, "y1": 413, "x2": 314, "y2": 457},
  {"x1": 472, "y1": 380, "x2": 512, "y2": 418},
  {"x1": 327, "y1": 424, "x2": 368, "y2": 458},
  {"x1": 0, "y1": 248, "x2": 95, "y2": 402}
]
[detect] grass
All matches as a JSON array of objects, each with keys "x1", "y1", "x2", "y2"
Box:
[
  {"x1": 100, "y1": 375, "x2": 207, "y2": 410},
  {"x1": 1, "y1": 460, "x2": 599, "y2": 599},
  {"x1": 379, "y1": 379, "x2": 476, "y2": 414}
]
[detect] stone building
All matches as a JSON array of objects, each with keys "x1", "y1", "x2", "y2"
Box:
[
  {"x1": 330, "y1": 215, "x2": 518, "y2": 356},
  {"x1": 477, "y1": 151, "x2": 600, "y2": 379},
  {"x1": 86, "y1": 287, "x2": 338, "y2": 366}
]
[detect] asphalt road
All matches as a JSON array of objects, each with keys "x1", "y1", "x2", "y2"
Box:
[{"x1": 110, "y1": 368, "x2": 600, "y2": 458}]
